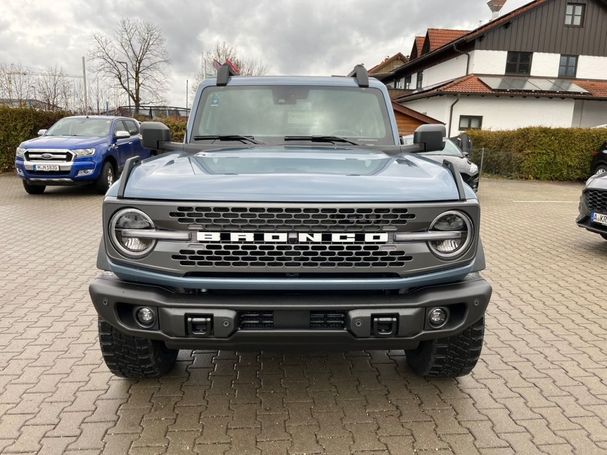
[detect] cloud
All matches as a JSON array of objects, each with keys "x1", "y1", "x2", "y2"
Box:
[{"x1": 1, "y1": 0, "x2": 534, "y2": 105}]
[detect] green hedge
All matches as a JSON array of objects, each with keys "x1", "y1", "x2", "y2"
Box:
[
  {"x1": 0, "y1": 107, "x2": 68, "y2": 172},
  {"x1": 468, "y1": 127, "x2": 607, "y2": 181},
  {"x1": 162, "y1": 117, "x2": 187, "y2": 142}
]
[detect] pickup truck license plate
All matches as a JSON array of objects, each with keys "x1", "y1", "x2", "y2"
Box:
[
  {"x1": 591, "y1": 212, "x2": 607, "y2": 226},
  {"x1": 34, "y1": 164, "x2": 60, "y2": 171}
]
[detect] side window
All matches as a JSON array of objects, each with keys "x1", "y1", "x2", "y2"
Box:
[
  {"x1": 114, "y1": 120, "x2": 129, "y2": 135},
  {"x1": 125, "y1": 120, "x2": 139, "y2": 136}
]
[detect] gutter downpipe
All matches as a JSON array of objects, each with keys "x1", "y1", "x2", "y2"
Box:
[{"x1": 448, "y1": 95, "x2": 460, "y2": 137}]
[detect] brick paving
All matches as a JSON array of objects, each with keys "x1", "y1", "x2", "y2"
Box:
[{"x1": 0, "y1": 174, "x2": 606, "y2": 454}]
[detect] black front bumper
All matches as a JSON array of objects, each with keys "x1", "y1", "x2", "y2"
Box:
[{"x1": 89, "y1": 273, "x2": 492, "y2": 350}]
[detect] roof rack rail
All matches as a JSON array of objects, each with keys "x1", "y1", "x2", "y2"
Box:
[
  {"x1": 216, "y1": 63, "x2": 239, "y2": 86},
  {"x1": 348, "y1": 64, "x2": 369, "y2": 88}
]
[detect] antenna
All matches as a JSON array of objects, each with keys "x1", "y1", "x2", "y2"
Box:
[{"x1": 487, "y1": 0, "x2": 507, "y2": 19}]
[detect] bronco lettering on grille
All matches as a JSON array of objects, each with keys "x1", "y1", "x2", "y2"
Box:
[{"x1": 196, "y1": 232, "x2": 389, "y2": 243}]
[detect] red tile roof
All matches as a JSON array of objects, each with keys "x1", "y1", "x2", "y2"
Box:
[
  {"x1": 397, "y1": 75, "x2": 607, "y2": 101},
  {"x1": 426, "y1": 29, "x2": 470, "y2": 53},
  {"x1": 411, "y1": 36, "x2": 425, "y2": 58}
]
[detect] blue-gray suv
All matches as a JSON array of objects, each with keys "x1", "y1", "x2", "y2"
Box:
[{"x1": 90, "y1": 65, "x2": 492, "y2": 378}]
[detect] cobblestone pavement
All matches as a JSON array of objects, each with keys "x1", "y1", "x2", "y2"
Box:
[{"x1": 0, "y1": 174, "x2": 606, "y2": 455}]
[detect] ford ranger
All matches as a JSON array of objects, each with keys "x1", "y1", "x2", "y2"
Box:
[{"x1": 90, "y1": 65, "x2": 492, "y2": 378}]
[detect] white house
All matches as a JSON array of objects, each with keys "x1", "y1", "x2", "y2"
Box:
[{"x1": 379, "y1": 0, "x2": 607, "y2": 135}]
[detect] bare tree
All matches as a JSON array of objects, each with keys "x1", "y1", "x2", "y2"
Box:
[
  {"x1": 195, "y1": 42, "x2": 267, "y2": 88},
  {"x1": 36, "y1": 66, "x2": 72, "y2": 111},
  {"x1": 91, "y1": 19, "x2": 169, "y2": 111},
  {"x1": 0, "y1": 63, "x2": 34, "y2": 104}
]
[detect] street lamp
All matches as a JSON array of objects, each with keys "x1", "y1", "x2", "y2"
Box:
[{"x1": 117, "y1": 61, "x2": 131, "y2": 114}]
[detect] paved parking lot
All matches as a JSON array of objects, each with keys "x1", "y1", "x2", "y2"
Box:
[{"x1": 0, "y1": 174, "x2": 606, "y2": 454}]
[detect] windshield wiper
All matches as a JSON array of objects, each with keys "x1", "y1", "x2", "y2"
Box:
[
  {"x1": 284, "y1": 135, "x2": 361, "y2": 146},
  {"x1": 193, "y1": 135, "x2": 260, "y2": 144}
]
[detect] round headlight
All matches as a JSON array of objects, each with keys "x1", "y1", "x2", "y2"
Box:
[
  {"x1": 109, "y1": 208, "x2": 156, "y2": 258},
  {"x1": 428, "y1": 211, "x2": 473, "y2": 259}
]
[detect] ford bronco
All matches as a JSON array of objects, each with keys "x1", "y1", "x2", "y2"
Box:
[{"x1": 90, "y1": 65, "x2": 491, "y2": 378}]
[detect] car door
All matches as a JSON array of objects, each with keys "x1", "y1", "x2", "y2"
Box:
[
  {"x1": 113, "y1": 119, "x2": 133, "y2": 169},
  {"x1": 124, "y1": 119, "x2": 148, "y2": 159}
]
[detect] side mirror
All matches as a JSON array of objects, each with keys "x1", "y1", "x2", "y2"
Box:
[
  {"x1": 115, "y1": 130, "x2": 130, "y2": 140},
  {"x1": 37, "y1": 129, "x2": 47, "y2": 136},
  {"x1": 141, "y1": 121, "x2": 171, "y2": 151},
  {"x1": 413, "y1": 124, "x2": 446, "y2": 152}
]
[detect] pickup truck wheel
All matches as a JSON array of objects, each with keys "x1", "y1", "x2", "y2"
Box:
[
  {"x1": 98, "y1": 319, "x2": 178, "y2": 378},
  {"x1": 405, "y1": 317, "x2": 485, "y2": 378},
  {"x1": 95, "y1": 161, "x2": 115, "y2": 194},
  {"x1": 22, "y1": 181, "x2": 45, "y2": 194}
]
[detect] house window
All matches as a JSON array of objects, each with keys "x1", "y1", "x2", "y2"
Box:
[
  {"x1": 459, "y1": 116, "x2": 483, "y2": 130},
  {"x1": 505, "y1": 51, "x2": 533, "y2": 75},
  {"x1": 565, "y1": 3, "x2": 585, "y2": 26},
  {"x1": 416, "y1": 71, "x2": 423, "y2": 89},
  {"x1": 559, "y1": 55, "x2": 578, "y2": 78}
]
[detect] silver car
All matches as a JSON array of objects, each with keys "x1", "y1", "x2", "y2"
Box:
[{"x1": 577, "y1": 171, "x2": 607, "y2": 241}]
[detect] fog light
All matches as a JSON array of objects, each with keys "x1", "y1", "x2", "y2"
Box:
[
  {"x1": 428, "y1": 307, "x2": 448, "y2": 328},
  {"x1": 77, "y1": 169, "x2": 94, "y2": 177},
  {"x1": 135, "y1": 307, "x2": 156, "y2": 327}
]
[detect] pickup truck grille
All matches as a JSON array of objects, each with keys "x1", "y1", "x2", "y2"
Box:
[
  {"x1": 24, "y1": 150, "x2": 74, "y2": 162},
  {"x1": 586, "y1": 189, "x2": 607, "y2": 213},
  {"x1": 169, "y1": 206, "x2": 415, "y2": 232},
  {"x1": 172, "y1": 243, "x2": 412, "y2": 269}
]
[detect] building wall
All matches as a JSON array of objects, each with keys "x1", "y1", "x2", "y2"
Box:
[
  {"x1": 476, "y1": 0, "x2": 607, "y2": 56},
  {"x1": 577, "y1": 56, "x2": 607, "y2": 79},
  {"x1": 403, "y1": 96, "x2": 579, "y2": 133},
  {"x1": 530, "y1": 53, "x2": 561, "y2": 77},
  {"x1": 469, "y1": 50, "x2": 507, "y2": 75},
  {"x1": 572, "y1": 100, "x2": 607, "y2": 127},
  {"x1": 421, "y1": 54, "x2": 469, "y2": 88},
  {"x1": 393, "y1": 111, "x2": 425, "y2": 135}
]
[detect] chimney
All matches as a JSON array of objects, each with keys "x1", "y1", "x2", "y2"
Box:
[{"x1": 487, "y1": 0, "x2": 507, "y2": 19}]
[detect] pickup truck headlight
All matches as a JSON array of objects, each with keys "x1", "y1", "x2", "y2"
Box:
[
  {"x1": 428, "y1": 211, "x2": 473, "y2": 259},
  {"x1": 16, "y1": 147, "x2": 26, "y2": 158},
  {"x1": 73, "y1": 148, "x2": 96, "y2": 157},
  {"x1": 109, "y1": 208, "x2": 156, "y2": 258}
]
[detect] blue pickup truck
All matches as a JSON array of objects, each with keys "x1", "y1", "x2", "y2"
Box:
[
  {"x1": 90, "y1": 65, "x2": 491, "y2": 379},
  {"x1": 15, "y1": 115, "x2": 151, "y2": 194}
]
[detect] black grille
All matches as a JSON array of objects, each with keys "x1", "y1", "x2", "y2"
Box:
[
  {"x1": 586, "y1": 190, "x2": 607, "y2": 213},
  {"x1": 168, "y1": 206, "x2": 415, "y2": 232},
  {"x1": 310, "y1": 312, "x2": 346, "y2": 329},
  {"x1": 172, "y1": 243, "x2": 412, "y2": 269},
  {"x1": 239, "y1": 312, "x2": 274, "y2": 330}
]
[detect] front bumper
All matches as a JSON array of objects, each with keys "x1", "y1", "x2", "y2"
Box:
[
  {"x1": 89, "y1": 273, "x2": 492, "y2": 350},
  {"x1": 15, "y1": 158, "x2": 99, "y2": 184}
]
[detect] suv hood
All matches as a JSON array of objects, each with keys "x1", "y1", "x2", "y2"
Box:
[
  {"x1": 21, "y1": 135, "x2": 107, "y2": 149},
  {"x1": 115, "y1": 146, "x2": 469, "y2": 202}
]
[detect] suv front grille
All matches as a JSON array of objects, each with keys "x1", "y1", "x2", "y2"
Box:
[
  {"x1": 172, "y1": 243, "x2": 413, "y2": 269},
  {"x1": 25, "y1": 150, "x2": 73, "y2": 162},
  {"x1": 586, "y1": 189, "x2": 607, "y2": 213},
  {"x1": 169, "y1": 206, "x2": 415, "y2": 232}
]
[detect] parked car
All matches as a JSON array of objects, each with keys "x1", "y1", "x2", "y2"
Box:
[
  {"x1": 402, "y1": 136, "x2": 480, "y2": 191},
  {"x1": 90, "y1": 65, "x2": 491, "y2": 379},
  {"x1": 577, "y1": 171, "x2": 607, "y2": 241},
  {"x1": 15, "y1": 115, "x2": 151, "y2": 194},
  {"x1": 590, "y1": 141, "x2": 607, "y2": 175}
]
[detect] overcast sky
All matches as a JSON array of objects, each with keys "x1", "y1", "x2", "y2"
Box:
[{"x1": 1, "y1": 0, "x2": 531, "y2": 107}]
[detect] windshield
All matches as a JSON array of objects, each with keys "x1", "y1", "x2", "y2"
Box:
[
  {"x1": 46, "y1": 117, "x2": 112, "y2": 137},
  {"x1": 423, "y1": 139, "x2": 463, "y2": 157},
  {"x1": 192, "y1": 85, "x2": 394, "y2": 145}
]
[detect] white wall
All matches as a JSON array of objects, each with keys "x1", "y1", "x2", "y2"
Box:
[
  {"x1": 421, "y1": 54, "x2": 469, "y2": 88},
  {"x1": 403, "y1": 96, "x2": 577, "y2": 133},
  {"x1": 577, "y1": 56, "x2": 607, "y2": 80},
  {"x1": 469, "y1": 50, "x2": 508, "y2": 75},
  {"x1": 531, "y1": 53, "x2": 560, "y2": 78},
  {"x1": 572, "y1": 100, "x2": 607, "y2": 127}
]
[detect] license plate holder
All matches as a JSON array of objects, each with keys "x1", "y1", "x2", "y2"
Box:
[
  {"x1": 34, "y1": 163, "x2": 60, "y2": 171},
  {"x1": 591, "y1": 212, "x2": 607, "y2": 226}
]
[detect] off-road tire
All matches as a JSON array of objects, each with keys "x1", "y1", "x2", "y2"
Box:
[
  {"x1": 95, "y1": 161, "x2": 115, "y2": 194},
  {"x1": 405, "y1": 317, "x2": 485, "y2": 378},
  {"x1": 593, "y1": 163, "x2": 607, "y2": 175},
  {"x1": 22, "y1": 181, "x2": 45, "y2": 194},
  {"x1": 98, "y1": 319, "x2": 178, "y2": 378}
]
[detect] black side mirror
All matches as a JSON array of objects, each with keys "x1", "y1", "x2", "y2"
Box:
[
  {"x1": 141, "y1": 122, "x2": 171, "y2": 151},
  {"x1": 413, "y1": 124, "x2": 446, "y2": 152}
]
